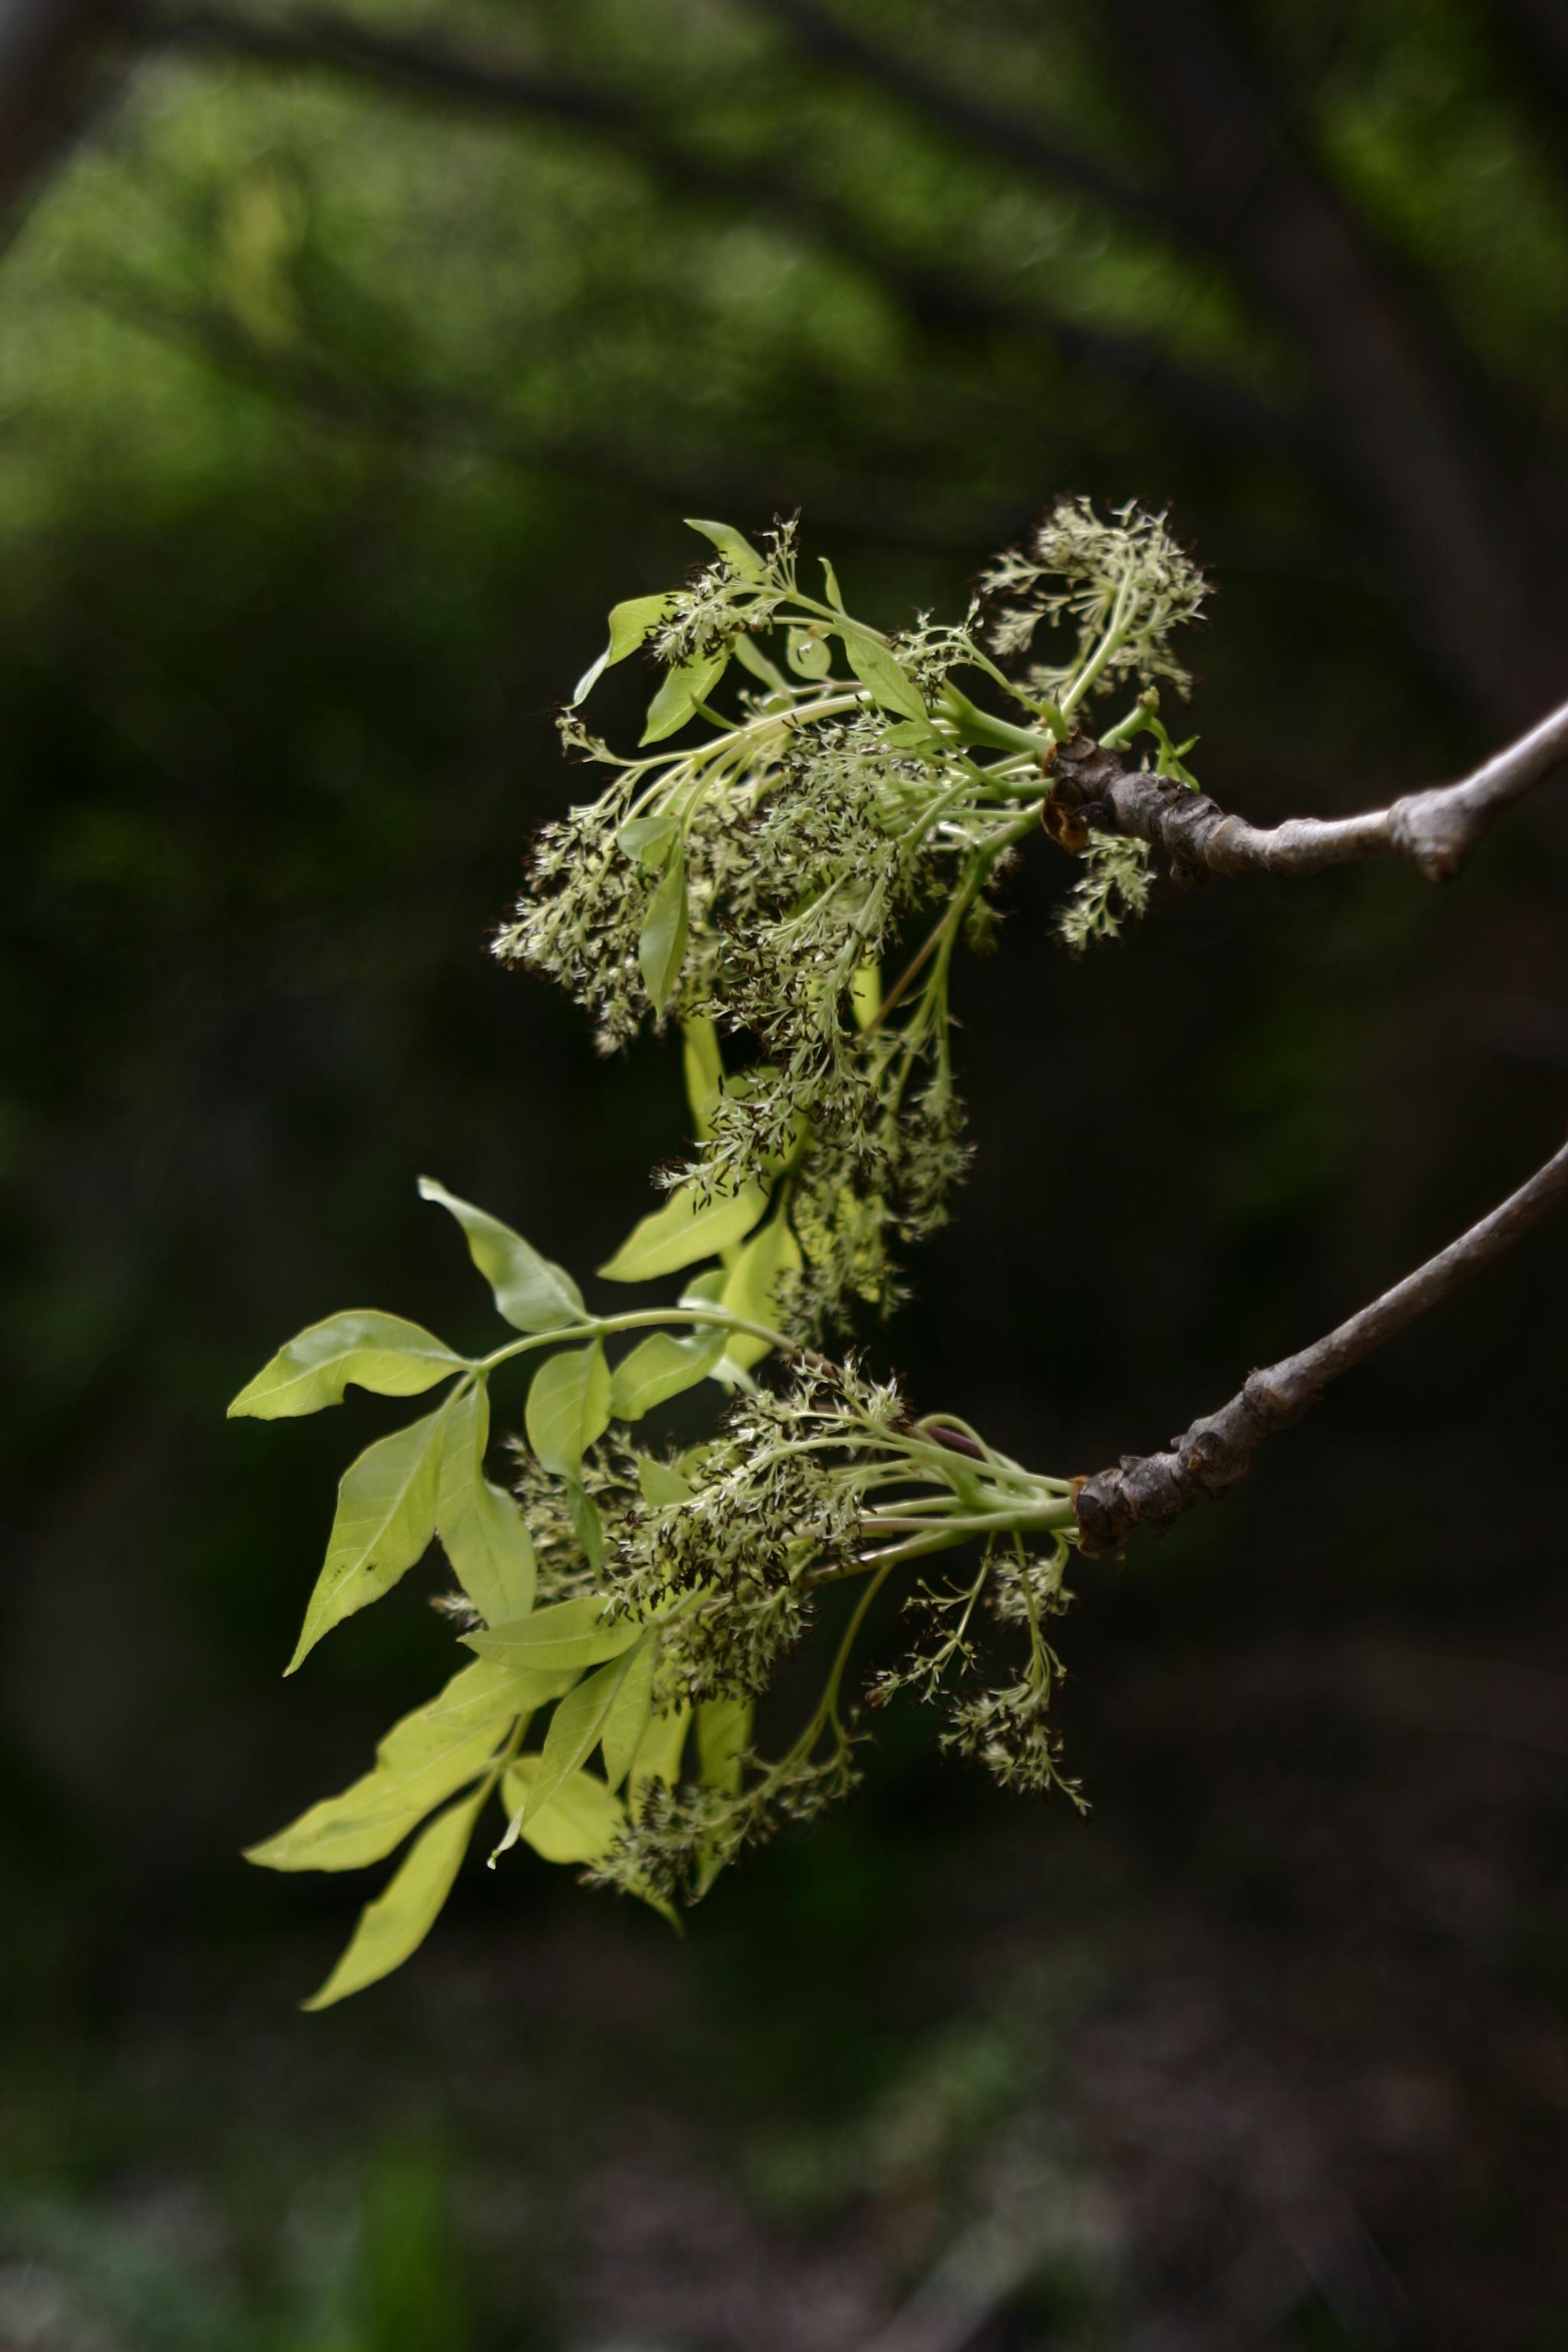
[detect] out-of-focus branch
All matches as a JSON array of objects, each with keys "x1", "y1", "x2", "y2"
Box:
[
  {"x1": 1047, "y1": 695, "x2": 1568, "y2": 884},
  {"x1": 0, "y1": 0, "x2": 131, "y2": 250},
  {"x1": 1074, "y1": 1132, "x2": 1568, "y2": 1552},
  {"x1": 737, "y1": 0, "x2": 1191, "y2": 235},
  {"x1": 132, "y1": 2, "x2": 1309, "y2": 463}
]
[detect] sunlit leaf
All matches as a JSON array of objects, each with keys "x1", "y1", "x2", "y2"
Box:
[
  {"x1": 636, "y1": 1454, "x2": 695, "y2": 1508},
  {"x1": 567, "y1": 1478, "x2": 606, "y2": 1572},
  {"x1": 500, "y1": 1756, "x2": 626, "y2": 1867},
  {"x1": 417, "y1": 1176, "x2": 584, "y2": 1333},
  {"x1": 681, "y1": 1014, "x2": 724, "y2": 1138},
  {"x1": 465, "y1": 1592, "x2": 640, "y2": 1673},
  {"x1": 246, "y1": 1658, "x2": 554, "y2": 1873},
  {"x1": 639, "y1": 648, "x2": 727, "y2": 745},
  {"x1": 286, "y1": 1399, "x2": 452, "y2": 1673},
  {"x1": 629, "y1": 1703, "x2": 690, "y2": 1799},
  {"x1": 617, "y1": 812, "x2": 678, "y2": 869},
  {"x1": 837, "y1": 627, "x2": 926, "y2": 724},
  {"x1": 493, "y1": 1638, "x2": 648, "y2": 1853},
  {"x1": 717, "y1": 1212, "x2": 802, "y2": 1370},
  {"x1": 684, "y1": 518, "x2": 766, "y2": 580},
  {"x1": 609, "y1": 1326, "x2": 726, "y2": 1419},
  {"x1": 571, "y1": 590, "x2": 675, "y2": 706},
  {"x1": 436, "y1": 1380, "x2": 536, "y2": 1625},
  {"x1": 697, "y1": 1694, "x2": 751, "y2": 1797},
  {"x1": 301, "y1": 1784, "x2": 485, "y2": 2010},
  {"x1": 228, "y1": 1311, "x2": 465, "y2": 1420},
  {"x1": 601, "y1": 1628, "x2": 658, "y2": 1789},
  {"x1": 598, "y1": 1176, "x2": 767, "y2": 1283},
  {"x1": 524, "y1": 1341, "x2": 610, "y2": 1476}
]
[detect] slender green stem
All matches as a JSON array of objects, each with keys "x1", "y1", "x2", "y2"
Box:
[{"x1": 472, "y1": 1303, "x2": 826, "y2": 1378}]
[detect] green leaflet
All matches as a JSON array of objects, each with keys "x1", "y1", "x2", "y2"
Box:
[
  {"x1": 465, "y1": 1592, "x2": 642, "y2": 1674},
  {"x1": 228, "y1": 1311, "x2": 465, "y2": 1420},
  {"x1": 787, "y1": 626, "x2": 833, "y2": 679},
  {"x1": 567, "y1": 1478, "x2": 606, "y2": 1572},
  {"x1": 836, "y1": 625, "x2": 926, "y2": 724},
  {"x1": 598, "y1": 1177, "x2": 767, "y2": 1283},
  {"x1": 684, "y1": 518, "x2": 766, "y2": 580},
  {"x1": 639, "y1": 648, "x2": 727, "y2": 746},
  {"x1": 638, "y1": 845, "x2": 688, "y2": 1014},
  {"x1": 500, "y1": 1758, "x2": 626, "y2": 1867},
  {"x1": 436, "y1": 1380, "x2": 537, "y2": 1625},
  {"x1": 629, "y1": 1703, "x2": 690, "y2": 1799},
  {"x1": 245, "y1": 1658, "x2": 556, "y2": 1874},
  {"x1": 571, "y1": 591, "x2": 676, "y2": 707},
  {"x1": 524, "y1": 1341, "x2": 610, "y2": 1476},
  {"x1": 618, "y1": 812, "x2": 678, "y2": 869},
  {"x1": 681, "y1": 1014, "x2": 724, "y2": 1138},
  {"x1": 601, "y1": 1630, "x2": 658, "y2": 1790},
  {"x1": 819, "y1": 554, "x2": 846, "y2": 611},
  {"x1": 497, "y1": 1634, "x2": 653, "y2": 1847},
  {"x1": 636, "y1": 1454, "x2": 695, "y2": 1508},
  {"x1": 301, "y1": 1785, "x2": 486, "y2": 2011},
  {"x1": 697, "y1": 1695, "x2": 752, "y2": 1797},
  {"x1": 717, "y1": 1212, "x2": 802, "y2": 1370},
  {"x1": 417, "y1": 1175, "x2": 585, "y2": 1334},
  {"x1": 286, "y1": 1398, "x2": 454, "y2": 1674},
  {"x1": 609, "y1": 1326, "x2": 726, "y2": 1419}
]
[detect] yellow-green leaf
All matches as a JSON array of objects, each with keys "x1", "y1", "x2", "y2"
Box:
[
  {"x1": 246, "y1": 1658, "x2": 554, "y2": 1874},
  {"x1": 629, "y1": 1704, "x2": 690, "y2": 1800},
  {"x1": 301, "y1": 1785, "x2": 485, "y2": 2010},
  {"x1": 717, "y1": 1213, "x2": 802, "y2": 1370},
  {"x1": 697, "y1": 1694, "x2": 751, "y2": 1797},
  {"x1": 500, "y1": 1757, "x2": 626, "y2": 1867},
  {"x1": 525, "y1": 1638, "x2": 649, "y2": 1821},
  {"x1": 598, "y1": 1178, "x2": 767, "y2": 1283},
  {"x1": 436, "y1": 1380, "x2": 536, "y2": 1625},
  {"x1": 609, "y1": 1326, "x2": 726, "y2": 1420},
  {"x1": 638, "y1": 846, "x2": 688, "y2": 1014},
  {"x1": 684, "y1": 518, "x2": 766, "y2": 580},
  {"x1": 640, "y1": 649, "x2": 727, "y2": 746},
  {"x1": 681, "y1": 1014, "x2": 724, "y2": 1138},
  {"x1": 464, "y1": 1593, "x2": 641, "y2": 1674},
  {"x1": 571, "y1": 591, "x2": 675, "y2": 706},
  {"x1": 286, "y1": 1399, "x2": 453, "y2": 1674},
  {"x1": 417, "y1": 1176, "x2": 584, "y2": 1334},
  {"x1": 524, "y1": 1342, "x2": 610, "y2": 1477},
  {"x1": 601, "y1": 1629, "x2": 658, "y2": 1790},
  {"x1": 838, "y1": 628, "x2": 926, "y2": 725},
  {"x1": 228, "y1": 1311, "x2": 464, "y2": 1420}
]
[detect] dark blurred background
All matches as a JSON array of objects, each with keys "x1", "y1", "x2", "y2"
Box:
[{"x1": 2, "y1": 2, "x2": 1567, "y2": 2346}]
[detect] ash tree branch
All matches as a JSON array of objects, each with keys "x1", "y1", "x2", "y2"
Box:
[
  {"x1": 1074, "y1": 1131, "x2": 1568, "y2": 1552},
  {"x1": 1047, "y1": 693, "x2": 1568, "y2": 884}
]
